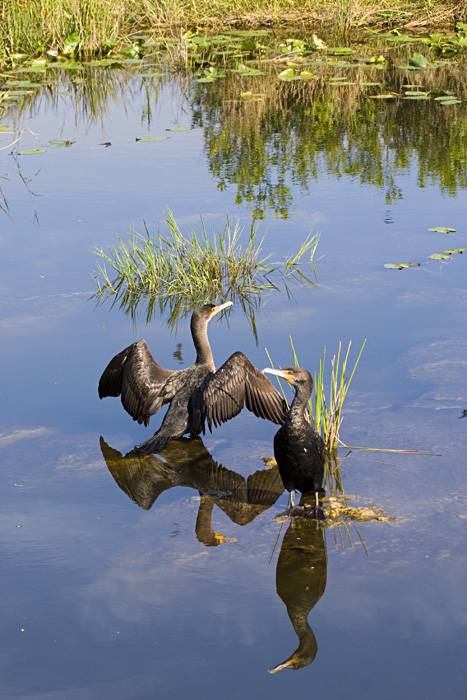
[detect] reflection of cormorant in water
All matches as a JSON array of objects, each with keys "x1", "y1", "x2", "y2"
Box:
[
  {"x1": 100, "y1": 436, "x2": 284, "y2": 546},
  {"x1": 269, "y1": 514, "x2": 327, "y2": 673}
]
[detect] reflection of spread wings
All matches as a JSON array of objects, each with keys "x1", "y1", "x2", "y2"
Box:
[{"x1": 100, "y1": 436, "x2": 284, "y2": 525}]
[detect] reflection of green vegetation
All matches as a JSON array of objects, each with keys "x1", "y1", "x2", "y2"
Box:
[
  {"x1": 2, "y1": 30, "x2": 467, "y2": 221},
  {"x1": 92, "y1": 209, "x2": 318, "y2": 333},
  {"x1": 191, "y1": 47, "x2": 467, "y2": 215}
]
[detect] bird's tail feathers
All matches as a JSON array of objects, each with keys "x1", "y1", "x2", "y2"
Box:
[{"x1": 137, "y1": 432, "x2": 171, "y2": 454}]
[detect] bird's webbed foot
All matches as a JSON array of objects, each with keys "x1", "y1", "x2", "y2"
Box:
[
  {"x1": 302, "y1": 505, "x2": 326, "y2": 521},
  {"x1": 274, "y1": 505, "x2": 306, "y2": 521}
]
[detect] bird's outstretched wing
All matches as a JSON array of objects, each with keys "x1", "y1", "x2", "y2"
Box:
[
  {"x1": 98, "y1": 340, "x2": 186, "y2": 426},
  {"x1": 203, "y1": 351, "x2": 287, "y2": 430}
]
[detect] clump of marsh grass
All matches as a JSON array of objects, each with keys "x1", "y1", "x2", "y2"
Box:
[{"x1": 92, "y1": 209, "x2": 318, "y2": 330}]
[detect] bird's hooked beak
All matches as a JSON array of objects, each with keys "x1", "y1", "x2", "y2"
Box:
[
  {"x1": 210, "y1": 301, "x2": 233, "y2": 319},
  {"x1": 263, "y1": 367, "x2": 296, "y2": 384}
]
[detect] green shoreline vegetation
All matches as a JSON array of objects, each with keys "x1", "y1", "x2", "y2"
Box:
[{"x1": 0, "y1": 1, "x2": 465, "y2": 63}]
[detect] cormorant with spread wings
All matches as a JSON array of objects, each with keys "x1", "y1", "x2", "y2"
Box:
[{"x1": 99, "y1": 303, "x2": 287, "y2": 453}]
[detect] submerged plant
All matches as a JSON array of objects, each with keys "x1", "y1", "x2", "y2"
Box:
[{"x1": 92, "y1": 209, "x2": 318, "y2": 332}]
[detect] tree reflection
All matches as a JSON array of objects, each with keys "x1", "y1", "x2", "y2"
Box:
[{"x1": 2, "y1": 38, "x2": 467, "y2": 222}]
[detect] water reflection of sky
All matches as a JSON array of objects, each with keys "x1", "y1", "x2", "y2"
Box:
[{"x1": 1, "y1": 66, "x2": 467, "y2": 699}]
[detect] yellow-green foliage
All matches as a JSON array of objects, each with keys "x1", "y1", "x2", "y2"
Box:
[{"x1": 0, "y1": 1, "x2": 463, "y2": 58}]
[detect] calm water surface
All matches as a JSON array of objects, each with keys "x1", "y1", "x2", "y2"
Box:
[{"x1": 1, "y1": 34, "x2": 467, "y2": 699}]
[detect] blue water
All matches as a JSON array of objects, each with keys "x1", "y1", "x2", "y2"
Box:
[{"x1": 1, "y1": 59, "x2": 467, "y2": 699}]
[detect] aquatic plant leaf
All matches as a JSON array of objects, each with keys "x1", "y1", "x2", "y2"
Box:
[
  {"x1": 428, "y1": 227, "x2": 456, "y2": 233},
  {"x1": 439, "y1": 99, "x2": 462, "y2": 105},
  {"x1": 4, "y1": 80, "x2": 43, "y2": 88},
  {"x1": 311, "y1": 34, "x2": 327, "y2": 49},
  {"x1": 328, "y1": 47, "x2": 353, "y2": 55},
  {"x1": 404, "y1": 94, "x2": 429, "y2": 100},
  {"x1": 443, "y1": 248, "x2": 467, "y2": 254},
  {"x1": 118, "y1": 44, "x2": 140, "y2": 58},
  {"x1": 278, "y1": 68, "x2": 296, "y2": 79},
  {"x1": 429, "y1": 253, "x2": 451, "y2": 260},
  {"x1": 376, "y1": 31, "x2": 417, "y2": 43},
  {"x1": 404, "y1": 91, "x2": 429, "y2": 97},
  {"x1": 384, "y1": 262, "x2": 420, "y2": 269},
  {"x1": 0, "y1": 126, "x2": 13, "y2": 132},
  {"x1": 369, "y1": 93, "x2": 398, "y2": 99},
  {"x1": 232, "y1": 64, "x2": 265, "y2": 76},
  {"x1": 18, "y1": 149, "x2": 46, "y2": 155},
  {"x1": 46, "y1": 139, "x2": 74, "y2": 147},
  {"x1": 165, "y1": 127, "x2": 192, "y2": 131},
  {"x1": 409, "y1": 54, "x2": 429, "y2": 68},
  {"x1": 135, "y1": 137, "x2": 168, "y2": 141},
  {"x1": 63, "y1": 32, "x2": 79, "y2": 56}
]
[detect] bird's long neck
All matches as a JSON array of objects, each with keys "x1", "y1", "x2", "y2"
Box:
[
  {"x1": 191, "y1": 319, "x2": 215, "y2": 370},
  {"x1": 287, "y1": 384, "x2": 311, "y2": 428}
]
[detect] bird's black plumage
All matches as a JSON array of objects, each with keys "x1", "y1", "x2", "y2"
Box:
[
  {"x1": 263, "y1": 366, "x2": 326, "y2": 520},
  {"x1": 99, "y1": 303, "x2": 287, "y2": 453}
]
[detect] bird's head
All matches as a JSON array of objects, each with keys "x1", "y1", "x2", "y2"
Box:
[
  {"x1": 263, "y1": 366, "x2": 313, "y2": 390},
  {"x1": 191, "y1": 302, "x2": 233, "y2": 332}
]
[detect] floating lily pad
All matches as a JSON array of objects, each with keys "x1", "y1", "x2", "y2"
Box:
[
  {"x1": 428, "y1": 227, "x2": 456, "y2": 233},
  {"x1": 278, "y1": 68, "x2": 297, "y2": 80},
  {"x1": 409, "y1": 53, "x2": 429, "y2": 68},
  {"x1": 369, "y1": 93, "x2": 399, "y2": 99},
  {"x1": 438, "y1": 98, "x2": 462, "y2": 105},
  {"x1": 18, "y1": 149, "x2": 46, "y2": 155},
  {"x1": 46, "y1": 139, "x2": 74, "y2": 147},
  {"x1": 384, "y1": 262, "x2": 421, "y2": 269},
  {"x1": 135, "y1": 137, "x2": 168, "y2": 141},
  {"x1": 4, "y1": 80, "x2": 43, "y2": 88},
  {"x1": 0, "y1": 126, "x2": 13, "y2": 132},
  {"x1": 429, "y1": 253, "x2": 451, "y2": 260},
  {"x1": 232, "y1": 64, "x2": 265, "y2": 76},
  {"x1": 165, "y1": 127, "x2": 192, "y2": 131},
  {"x1": 377, "y1": 31, "x2": 418, "y2": 43},
  {"x1": 444, "y1": 248, "x2": 467, "y2": 254}
]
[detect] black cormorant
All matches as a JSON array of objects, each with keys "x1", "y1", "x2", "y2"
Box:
[
  {"x1": 99, "y1": 303, "x2": 287, "y2": 453},
  {"x1": 263, "y1": 366, "x2": 326, "y2": 520}
]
